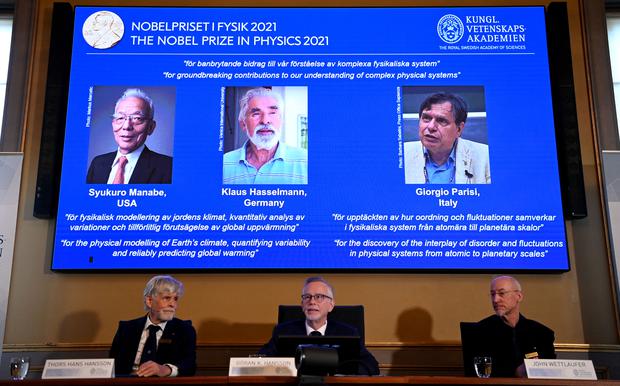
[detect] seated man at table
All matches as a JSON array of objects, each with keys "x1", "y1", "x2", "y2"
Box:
[
  {"x1": 258, "y1": 276, "x2": 380, "y2": 375},
  {"x1": 465, "y1": 276, "x2": 556, "y2": 377},
  {"x1": 109, "y1": 275, "x2": 196, "y2": 377}
]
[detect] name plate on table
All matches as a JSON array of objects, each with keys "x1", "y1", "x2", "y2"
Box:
[
  {"x1": 42, "y1": 359, "x2": 115, "y2": 379},
  {"x1": 229, "y1": 357, "x2": 297, "y2": 376},
  {"x1": 525, "y1": 359, "x2": 597, "y2": 380}
]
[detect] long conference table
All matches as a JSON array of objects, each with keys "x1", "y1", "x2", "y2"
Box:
[{"x1": 1, "y1": 376, "x2": 619, "y2": 386}]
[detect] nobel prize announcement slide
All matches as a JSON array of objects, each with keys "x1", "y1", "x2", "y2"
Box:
[{"x1": 52, "y1": 6, "x2": 569, "y2": 271}]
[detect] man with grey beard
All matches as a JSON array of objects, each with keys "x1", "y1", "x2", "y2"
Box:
[
  {"x1": 109, "y1": 275, "x2": 196, "y2": 377},
  {"x1": 223, "y1": 87, "x2": 308, "y2": 184}
]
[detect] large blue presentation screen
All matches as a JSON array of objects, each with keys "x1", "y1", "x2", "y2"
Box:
[{"x1": 51, "y1": 6, "x2": 570, "y2": 271}]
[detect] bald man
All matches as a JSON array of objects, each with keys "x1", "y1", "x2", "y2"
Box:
[{"x1": 467, "y1": 276, "x2": 556, "y2": 377}]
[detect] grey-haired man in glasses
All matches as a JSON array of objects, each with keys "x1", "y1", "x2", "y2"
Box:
[
  {"x1": 87, "y1": 88, "x2": 172, "y2": 184},
  {"x1": 466, "y1": 276, "x2": 555, "y2": 377},
  {"x1": 258, "y1": 276, "x2": 379, "y2": 375}
]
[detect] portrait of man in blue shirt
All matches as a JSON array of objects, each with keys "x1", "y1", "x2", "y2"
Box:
[
  {"x1": 223, "y1": 87, "x2": 308, "y2": 185},
  {"x1": 404, "y1": 92, "x2": 491, "y2": 184}
]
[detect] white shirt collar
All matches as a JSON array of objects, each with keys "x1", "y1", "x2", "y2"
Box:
[
  {"x1": 305, "y1": 320, "x2": 327, "y2": 335},
  {"x1": 144, "y1": 315, "x2": 168, "y2": 332},
  {"x1": 114, "y1": 144, "x2": 145, "y2": 166}
]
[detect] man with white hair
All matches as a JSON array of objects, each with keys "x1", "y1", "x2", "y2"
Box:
[
  {"x1": 109, "y1": 275, "x2": 196, "y2": 377},
  {"x1": 468, "y1": 276, "x2": 555, "y2": 377},
  {"x1": 87, "y1": 88, "x2": 172, "y2": 184},
  {"x1": 223, "y1": 87, "x2": 308, "y2": 184}
]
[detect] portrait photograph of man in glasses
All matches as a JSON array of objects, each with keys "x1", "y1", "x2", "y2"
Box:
[
  {"x1": 257, "y1": 276, "x2": 379, "y2": 375},
  {"x1": 86, "y1": 86, "x2": 174, "y2": 184}
]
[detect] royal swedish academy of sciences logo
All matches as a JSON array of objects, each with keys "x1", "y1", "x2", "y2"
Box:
[{"x1": 437, "y1": 14, "x2": 464, "y2": 44}]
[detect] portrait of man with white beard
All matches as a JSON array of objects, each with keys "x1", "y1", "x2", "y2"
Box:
[{"x1": 223, "y1": 87, "x2": 308, "y2": 185}]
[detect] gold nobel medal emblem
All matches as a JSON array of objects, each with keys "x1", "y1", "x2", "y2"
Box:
[{"x1": 82, "y1": 11, "x2": 124, "y2": 49}]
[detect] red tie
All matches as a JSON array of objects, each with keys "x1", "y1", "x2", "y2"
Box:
[{"x1": 112, "y1": 156, "x2": 128, "y2": 184}]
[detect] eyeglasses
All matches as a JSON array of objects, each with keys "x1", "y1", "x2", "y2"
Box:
[
  {"x1": 111, "y1": 114, "x2": 149, "y2": 125},
  {"x1": 490, "y1": 290, "x2": 520, "y2": 298},
  {"x1": 301, "y1": 294, "x2": 332, "y2": 303}
]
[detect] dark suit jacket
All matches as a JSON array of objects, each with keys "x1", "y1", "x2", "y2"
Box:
[
  {"x1": 258, "y1": 319, "x2": 380, "y2": 375},
  {"x1": 109, "y1": 316, "x2": 196, "y2": 376},
  {"x1": 465, "y1": 314, "x2": 555, "y2": 377},
  {"x1": 87, "y1": 146, "x2": 172, "y2": 184}
]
